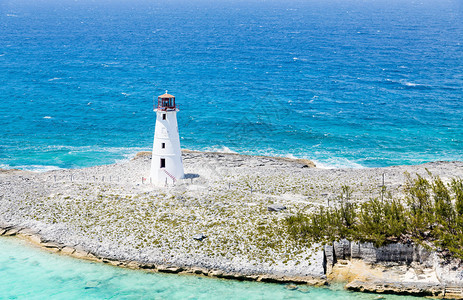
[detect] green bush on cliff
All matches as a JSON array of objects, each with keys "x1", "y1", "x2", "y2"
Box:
[{"x1": 284, "y1": 172, "x2": 463, "y2": 259}]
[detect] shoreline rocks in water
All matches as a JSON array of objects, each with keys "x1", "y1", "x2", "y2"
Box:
[{"x1": 1, "y1": 150, "x2": 463, "y2": 297}]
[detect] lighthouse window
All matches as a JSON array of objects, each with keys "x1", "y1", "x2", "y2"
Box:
[
  {"x1": 162, "y1": 114, "x2": 166, "y2": 120},
  {"x1": 161, "y1": 143, "x2": 165, "y2": 149},
  {"x1": 160, "y1": 158, "x2": 166, "y2": 168}
]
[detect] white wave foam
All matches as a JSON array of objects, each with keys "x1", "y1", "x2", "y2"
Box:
[
  {"x1": 43, "y1": 116, "x2": 52, "y2": 119},
  {"x1": 114, "y1": 149, "x2": 148, "y2": 164},
  {"x1": 28, "y1": 165, "x2": 63, "y2": 172},
  {"x1": 281, "y1": 152, "x2": 365, "y2": 169},
  {"x1": 204, "y1": 146, "x2": 238, "y2": 154},
  {"x1": 398, "y1": 79, "x2": 429, "y2": 88},
  {"x1": 48, "y1": 78, "x2": 62, "y2": 81},
  {"x1": 1, "y1": 164, "x2": 63, "y2": 172},
  {"x1": 384, "y1": 79, "x2": 428, "y2": 89},
  {"x1": 402, "y1": 81, "x2": 420, "y2": 87},
  {"x1": 285, "y1": 154, "x2": 298, "y2": 159}
]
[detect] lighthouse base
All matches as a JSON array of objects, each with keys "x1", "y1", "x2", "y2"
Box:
[{"x1": 150, "y1": 155, "x2": 184, "y2": 186}]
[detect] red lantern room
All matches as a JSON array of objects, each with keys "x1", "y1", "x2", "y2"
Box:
[{"x1": 157, "y1": 91, "x2": 176, "y2": 111}]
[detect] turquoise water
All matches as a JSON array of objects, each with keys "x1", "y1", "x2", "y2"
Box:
[
  {"x1": 1, "y1": 0, "x2": 463, "y2": 170},
  {"x1": 0, "y1": 237, "x2": 418, "y2": 299}
]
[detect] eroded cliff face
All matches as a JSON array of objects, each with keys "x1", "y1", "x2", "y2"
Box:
[
  {"x1": 325, "y1": 240, "x2": 434, "y2": 267},
  {"x1": 324, "y1": 240, "x2": 463, "y2": 298}
]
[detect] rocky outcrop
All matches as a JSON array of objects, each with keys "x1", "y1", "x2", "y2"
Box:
[
  {"x1": 324, "y1": 240, "x2": 463, "y2": 298},
  {"x1": 345, "y1": 280, "x2": 446, "y2": 297},
  {"x1": 267, "y1": 204, "x2": 287, "y2": 212},
  {"x1": 134, "y1": 150, "x2": 317, "y2": 168},
  {"x1": 325, "y1": 240, "x2": 434, "y2": 267}
]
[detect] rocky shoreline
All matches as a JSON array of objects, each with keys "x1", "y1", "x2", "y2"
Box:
[
  {"x1": 1, "y1": 150, "x2": 463, "y2": 297},
  {"x1": 0, "y1": 223, "x2": 325, "y2": 286}
]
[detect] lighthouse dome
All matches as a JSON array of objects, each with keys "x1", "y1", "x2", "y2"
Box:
[{"x1": 158, "y1": 92, "x2": 175, "y2": 98}]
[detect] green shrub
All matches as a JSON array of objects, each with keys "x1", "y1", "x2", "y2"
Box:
[{"x1": 283, "y1": 173, "x2": 463, "y2": 259}]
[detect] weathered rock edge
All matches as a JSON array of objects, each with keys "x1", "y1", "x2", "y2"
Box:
[
  {"x1": 0, "y1": 223, "x2": 326, "y2": 287},
  {"x1": 135, "y1": 150, "x2": 316, "y2": 168},
  {"x1": 345, "y1": 280, "x2": 454, "y2": 298}
]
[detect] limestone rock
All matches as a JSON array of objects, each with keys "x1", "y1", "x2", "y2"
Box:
[
  {"x1": 0, "y1": 223, "x2": 11, "y2": 231},
  {"x1": 72, "y1": 249, "x2": 89, "y2": 259},
  {"x1": 191, "y1": 268, "x2": 207, "y2": 275},
  {"x1": 157, "y1": 266, "x2": 183, "y2": 273},
  {"x1": 326, "y1": 241, "x2": 433, "y2": 267},
  {"x1": 61, "y1": 246, "x2": 76, "y2": 255},
  {"x1": 267, "y1": 204, "x2": 286, "y2": 212},
  {"x1": 3, "y1": 227, "x2": 21, "y2": 236},
  {"x1": 209, "y1": 270, "x2": 224, "y2": 277},
  {"x1": 333, "y1": 239, "x2": 351, "y2": 261},
  {"x1": 139, "y1": 263, "x2": 156, "y2": 269},
  {"x1": 258, "y1": 276, "x2": 291, "y2": 283},
  {"x1": 27, "y1": 234, "x2": 42, "y2": 244},
  {"x1": 285, "y1": 284, "x2": 298, "y2": 290},
  {"x1": 41, "y1": 241, "x2": 63, "y2": 249},
  {"x1": 126, "y1": 261, "x2": 140, "y2": 269},
  {"x1": 345, "y1": 280, "x2": 446, "y2": 298},
  {"x1": 298, "y1": 287, "x2": 311, "y2": 293},
  {"x1": 193, "y1": 233, "x2": 207, "y2": 241},
  {"x1": 18, "y1": 228, "x2": 37, "y2": 236}
]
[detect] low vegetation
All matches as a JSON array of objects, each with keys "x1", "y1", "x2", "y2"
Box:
[{"x1": 285, "y1": 171, "x2": 463, "y2": 259}]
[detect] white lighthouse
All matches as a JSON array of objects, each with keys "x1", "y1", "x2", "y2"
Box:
[{"x1": 150, "y1": 91, "x2": 184, "y2": 186}]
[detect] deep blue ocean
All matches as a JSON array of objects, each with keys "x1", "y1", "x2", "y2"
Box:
[{"x1": 1, "y1": 0, "x2": 463, "y2": 170}]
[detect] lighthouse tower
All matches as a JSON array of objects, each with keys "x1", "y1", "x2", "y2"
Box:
[{"x1": 150, "y1": 91, "x2": 184, "y2": 186}]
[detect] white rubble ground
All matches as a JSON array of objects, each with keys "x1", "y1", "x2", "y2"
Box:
[{"x1": 1, "y1": 150, "x2": 463, "y2": 279}]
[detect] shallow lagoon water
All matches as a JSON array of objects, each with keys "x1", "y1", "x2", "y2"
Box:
[{"x1": 0, "y1": 237, "x2": 419, "y2": 299}]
